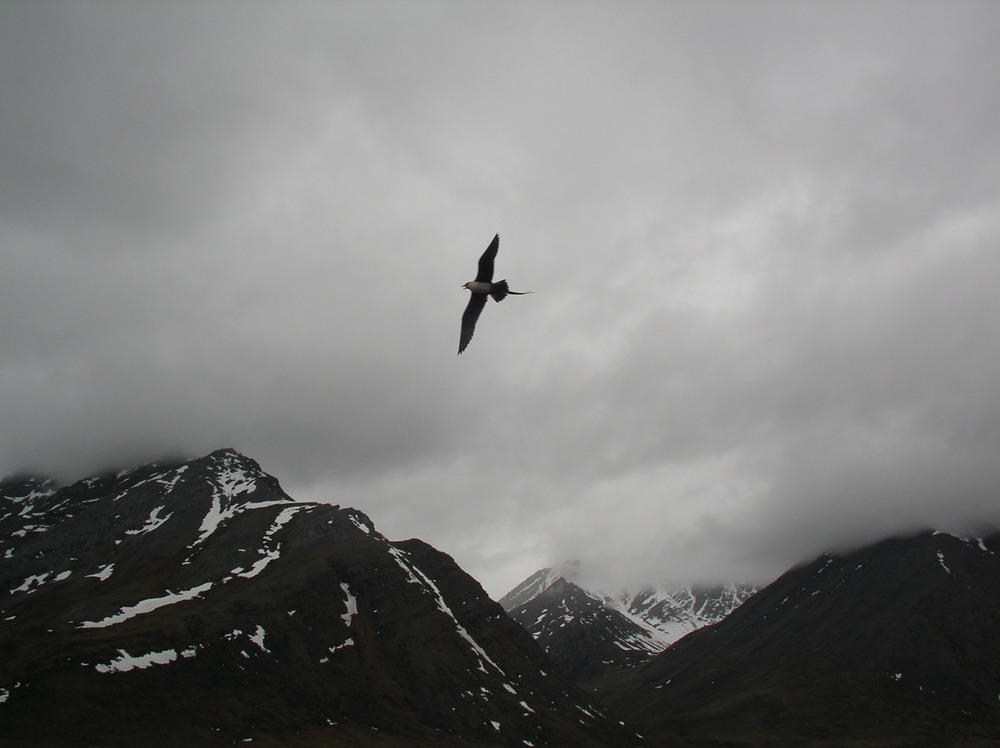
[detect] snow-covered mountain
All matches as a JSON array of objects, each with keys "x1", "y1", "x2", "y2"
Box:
[
  {"x1": 500, "y1": 566, "x2": 754, "y2": 683},
  {"x1": 0, "y1": 449, "x2": 643, "y2": 747},
  {"x1": 609, "y1": 582, "x2": 756, "y2": 645}
]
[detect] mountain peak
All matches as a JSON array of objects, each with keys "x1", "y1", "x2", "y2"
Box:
[
  {"x1": 501, "y1": 569, "x2": 756, "y2": 685},
  {"x1": 1, "y1": 450, "x2": 644, "y2": 746},
  {"x1": 203, "y1": 446, "x2": 261, "y2": 468}
]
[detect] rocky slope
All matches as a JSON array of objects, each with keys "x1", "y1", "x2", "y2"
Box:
[
  {"x1": 0, "y1": 449, "x2": 643, "y2": 747},
  {"x1": 595, "y1": 530, "x2": 1000, "y2": 746}
]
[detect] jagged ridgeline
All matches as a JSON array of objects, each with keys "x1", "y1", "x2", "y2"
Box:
[
  {"x1": 0, "y1": 449, "x2": 643, "y2": 747},
  {"x1": 500, "y1": 568, "x2": 754, "y2": 684},
  {"x1": 7, "y1": 449, "x2": 1000, "y2": 747}
]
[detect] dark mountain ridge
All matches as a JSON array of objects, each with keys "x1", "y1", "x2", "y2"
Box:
[
  {"x1": 8, "y1": 449, "x2": 1000, "y2": 746},
  {"x1": 595, "y1": 529, "x2": 1000, "y2": 746},
  {"x1": 1, "y1": 449, "x2": 643, "y2": 747}
]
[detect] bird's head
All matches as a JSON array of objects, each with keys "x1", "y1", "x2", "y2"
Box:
[{"x1": 461, "y1": 282, "x2": 472, "y2": 290}]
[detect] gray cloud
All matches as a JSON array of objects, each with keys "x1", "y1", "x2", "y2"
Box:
[{"x1": 3, "y1": 2, "x2": 1000, "y2": 597}]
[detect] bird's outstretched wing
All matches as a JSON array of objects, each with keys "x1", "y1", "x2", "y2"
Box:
[
  {"x1": 459, "y1": 293, "x2": 488, "y2": 354},
  {"x1": 475, "y1": 234, "x2": 499, "y2": 282}
]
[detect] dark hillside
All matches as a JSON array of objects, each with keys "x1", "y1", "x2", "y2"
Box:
[
  {"x1": 595, "y1": 531, "x2": 1000, "y2": 746},
  {"x1": 0, "y1": 449, "x2": 643, "y2": 747}
]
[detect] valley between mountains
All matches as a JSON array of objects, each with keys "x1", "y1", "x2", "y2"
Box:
[{"x1": 3, "y1": 449, "x2": 999, "y2": 746}]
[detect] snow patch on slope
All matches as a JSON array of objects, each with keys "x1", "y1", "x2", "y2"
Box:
[
  {"x1": 79, "y1": 582, "x2": 213, "y2": 629},
  {"x1": 126, "y1": 505, "x2": 172, "y2": 536},
  {"x1": 229, "y1": 506, "x2": 302, "y2": 579},
  {"x1": 341, "y1": 582, "x2": 358, "y2": 626}
]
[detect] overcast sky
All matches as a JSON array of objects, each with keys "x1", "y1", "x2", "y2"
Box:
[{"x1": 4, "y1": 1, "x2": 1000, "y2": 597}]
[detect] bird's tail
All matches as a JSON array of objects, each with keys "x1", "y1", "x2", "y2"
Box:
[{"x1": 491, "y1": 280, "x2": 530, "y2": 303}]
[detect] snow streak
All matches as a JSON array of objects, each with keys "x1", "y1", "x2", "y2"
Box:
[
  {"x1": 340, "y1": 582, "x2": 357, "y2": 626},
  {"x1": 388, "y1": 545, "x2": 504, "y2": 676},
  {"x1": 230, "y1": 506, "x2": 302, "y2": 579},
  {"x1": 79, "y1": 582, "x2": 213, "y2": 629},
  {"x1": 94, "y1": 647, "x2": 197, "y2": 673}
]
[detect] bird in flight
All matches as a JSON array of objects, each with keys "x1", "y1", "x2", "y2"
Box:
[{"x1": 459, "y1": 233, "x2": 529, "y2": 354}]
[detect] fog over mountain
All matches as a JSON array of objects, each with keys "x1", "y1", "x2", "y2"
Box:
[{"x1": 3, "y1": 2, "x2": 1000, "y2": 597}]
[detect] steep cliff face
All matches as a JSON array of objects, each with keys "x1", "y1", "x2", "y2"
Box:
[{"x1": 0, "y1": 449, "x2": 643, "y2": 747}]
